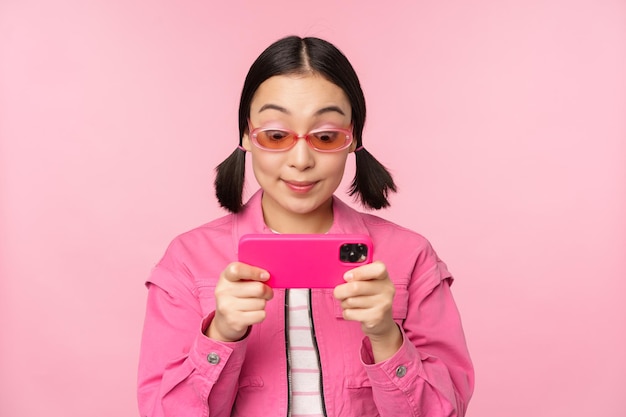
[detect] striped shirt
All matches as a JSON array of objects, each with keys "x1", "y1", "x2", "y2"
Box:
[{"x1": 287, "y1": 289, "x2": 324, "y2": 417}]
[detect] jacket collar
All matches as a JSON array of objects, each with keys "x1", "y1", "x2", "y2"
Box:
[{"x1": 232, "y1": 189, "x2": 370, "y2": 253}]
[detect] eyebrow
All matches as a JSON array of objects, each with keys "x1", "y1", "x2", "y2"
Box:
[{"x1": 258, "y1": 103, "x2": 346, "y2": 116}]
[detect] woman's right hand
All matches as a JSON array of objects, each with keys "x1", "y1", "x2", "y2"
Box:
[{"x1": 206, "y1": 262, "x2": 274, "y2": 342}]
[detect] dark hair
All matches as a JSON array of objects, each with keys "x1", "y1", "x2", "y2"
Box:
[{"x1": 215, "y1": 36, "x2": 396, "y2": 213}]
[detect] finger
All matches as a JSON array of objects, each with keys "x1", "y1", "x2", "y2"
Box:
[
  {"x1": 334, "y1": 279, "x2": 387, "y2": 300},
  {"x1": 341, "y1": 308, "x2": 396, "y2": 337},
  {"x1": 236, "y1": 310, "x2": 268, "y2": 326},
  {"x1": 333, "y1": 282, "x2": 351, "y2": 300},
  {"x1": 341, "y1": 284, "x2": 394, "y2": 307},
  {"x1": 341, "y1": 304, "x2": 382, "y2": 325},
  {"x1": 218, "y1": 280, "x2": 274, "y2": 300},
  {"x1": 339, "y1": 298, "x2": 393, "y2": 324},
  {"x1": 343, "y1": 261, "x2": 388, "y2": 282},
  {"x1": 341, "y1": 306, "x2": 368, "y2": 322},
  {"x1": 333, "y1": 280, "x2": 374, "y2": 300},
  {"x1": 237, "y1": 281, "x2": 274, "y2": 300},
  {"x1": 223, "y1": 262, "x2": 270, "y2": 282},
  {"x1": 340, "y1": 294, "x2": 377, "y2": 310},
  {"x1": 227, "y1": 297, "x2": 269, "y2": 313}
]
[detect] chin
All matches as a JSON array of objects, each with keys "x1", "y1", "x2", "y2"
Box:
[
  {"x1": 283, "y1": 195, "x2": 331, "y2": 214},
  {"x1": 284, "y1": 201, "x2": 323, "y2": 215}
]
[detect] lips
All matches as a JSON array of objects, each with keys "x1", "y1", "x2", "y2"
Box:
[{"x1": 283, "y1": 180, "x2": 317, "y2": 193}]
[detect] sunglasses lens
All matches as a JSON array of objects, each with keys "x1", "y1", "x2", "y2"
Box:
[
  {"x1": 254, "y1": 129, "x2": 295, "y2": 150},
  {"x1": 310, "y1": 130, "x2": 350, "y2": 151},
  {"x1": 252, "y1": 128, "x2": 352, "y2": 151}
]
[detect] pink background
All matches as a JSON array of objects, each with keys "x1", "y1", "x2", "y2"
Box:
[{"x1": 1, "y1": 0, "x2": 625, "y2": 415}]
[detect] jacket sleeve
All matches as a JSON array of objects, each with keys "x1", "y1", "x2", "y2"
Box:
[
  {"x1": 361, "y1": 246, "x2": 474, "y2": 416},
  {"x1": 137, "y1": 264, "x2": 246, "y2": 417}
]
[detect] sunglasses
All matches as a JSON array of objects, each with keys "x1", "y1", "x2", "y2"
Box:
[{"x1": 248, "y1": 123, "x2": 353, "y2": 152}]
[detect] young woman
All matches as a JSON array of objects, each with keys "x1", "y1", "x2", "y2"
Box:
[{"x1": 138, "y1": 36, "x2": 474, "y2": 417}]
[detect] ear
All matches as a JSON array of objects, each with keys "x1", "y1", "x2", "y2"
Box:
[
  {"x1": 348, "y1": 139, "x2": 358, "y2": 153},
  {"x1": 241, "y1": 131, "x2": 253, "y2": 152}
]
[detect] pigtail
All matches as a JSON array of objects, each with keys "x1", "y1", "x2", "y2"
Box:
[
  {"x1": 349, "y1": 148, "x2": 397, "y2": 209},
  {"x1": 214, "y1": 147, "x2": 247, "y2": 213}
]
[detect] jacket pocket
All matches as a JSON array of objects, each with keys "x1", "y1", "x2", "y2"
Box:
[
  {"x1": 196, "y1": 280, "x2": 217, "y2": 316},
  {"x1": 238, "y1": 375, "x2": 264, "y2": 389},
  {"x1": 344, "y1": 376, "x2": 379, "y2": 417}
]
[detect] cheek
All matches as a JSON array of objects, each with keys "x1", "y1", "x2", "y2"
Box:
[
  {"x1": 335, "y1": 153, "x2": 350, "y2": 170},
  {"x1": 322, "y1": 155, "x2": 349, "y2": 179},
  {"x1": 250, "y1": 153, "x2": 281, "y2": 177}
]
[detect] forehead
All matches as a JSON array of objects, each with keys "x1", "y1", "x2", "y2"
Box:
[{"x1": 250, "y1": 74, "x2": 351, "y2": 119}]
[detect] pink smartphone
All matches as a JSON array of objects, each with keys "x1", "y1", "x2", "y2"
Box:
[{"x1": 238, "y1": 234, "x2": 373, "y2": 288}]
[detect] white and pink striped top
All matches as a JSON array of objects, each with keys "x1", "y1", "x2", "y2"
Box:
[{"x1": 287, "y1": 289, "x2": 324, "y2": 417}]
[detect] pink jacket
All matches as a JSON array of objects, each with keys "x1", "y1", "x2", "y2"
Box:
[{"x1": 138, "y1": 190, "x2": 474, "y2": 416}]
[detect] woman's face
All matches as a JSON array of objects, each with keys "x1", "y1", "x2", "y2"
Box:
[{"x1": 242, "y1": 73, "x2": 355, "y2": 233}]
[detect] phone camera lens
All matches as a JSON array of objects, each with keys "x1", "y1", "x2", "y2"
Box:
[{"x1": 340, "y1": 243, "x2": 368, "y2": 263}]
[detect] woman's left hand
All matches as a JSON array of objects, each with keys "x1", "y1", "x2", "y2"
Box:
[{"x1": 333, "y1": 261, "x2": 402, "y2": 362}]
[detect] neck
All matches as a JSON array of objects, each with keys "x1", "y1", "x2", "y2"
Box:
[{"x1": 261, "y1": 197, "x2": 334, "y2": 234}]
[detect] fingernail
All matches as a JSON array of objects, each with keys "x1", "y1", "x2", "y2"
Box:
[
  {"x1": 344, "y1": 272, "x2": 353, "y2": 281},
  {"x1": 260, "y1": 272, "x2": 270, "y2": 280}
]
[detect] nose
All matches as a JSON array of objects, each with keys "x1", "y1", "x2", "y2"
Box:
[{"x1": 287, "y1": 135, "x2": 315, "y2": 170}]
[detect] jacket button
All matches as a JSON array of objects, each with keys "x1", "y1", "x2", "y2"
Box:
[
  {"x1": 395, "y1": 365, "x2": 407, "y2": 378},
  {"x1": 207, "y1": 352, "x2": 220, "y2": 365}
]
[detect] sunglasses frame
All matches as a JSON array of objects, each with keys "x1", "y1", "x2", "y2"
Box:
[{"x1": 247, "y1": 122, "x2": 354, "y2": 153}]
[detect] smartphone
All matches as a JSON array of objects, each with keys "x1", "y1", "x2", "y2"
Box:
[{"x1": 238, "y1": 234, "x2": 373, "y2": 288}]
